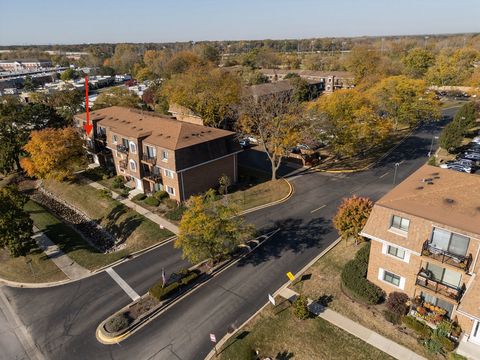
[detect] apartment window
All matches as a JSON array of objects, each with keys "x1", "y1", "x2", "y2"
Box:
[
  {"x1": 129, "y1": 160, "x2": 137, "y2": 172},
  {"x1": 129, "y1": 142, "x2": 136, "y2": 153},
  {"x1": 164, "y1": 169, "x2": 173, "y2": 178},
  {"x1": 391, "y1": 215, "x2": 410, "y2": 232},
  {"x1": 161, "y1": 150, "x2": 168, "y2": 162},
  {"x1": 166, "y1": 186, "x2": 175, "y2": 195},
  {"x1": 430, "y1": 228, "x2": 470, "y2": 257},
  {"x1": 146, "y1": 145, "x2": 156, "y2": 158},
  {"x1": 112, "y1": 135, "x2": 117, "y2": 143},
  {"x1": 383, "y1": 271, "x2": 401, "y2": 287},
  {"x1": 426, "y1": 263, "x2": 461, "y2": 288},
  {"x1": 387, "y1": 245, "x2": 405, "y2": 260},
  {"x1": 122, "y1": 138, "x2": 129, "y2": 147}
]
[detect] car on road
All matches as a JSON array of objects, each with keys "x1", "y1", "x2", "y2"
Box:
[{"x1": 239, "y1": 138, "x2": 250, "y2": 149}]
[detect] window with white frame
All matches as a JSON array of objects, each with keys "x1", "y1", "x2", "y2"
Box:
[
  {"x1": 129, "y1": 160, "x2": 137, "y2": 171},
  {"x1": 390, "y1": 215, "x2": 410, "y2": 232},
  {"x1": 387, "y1": 245, "x2": 405, "y2": 259},
  {"x1": 161, "y1": 150, "x2": 168, "y2": 161},
  {"x1": 164, "y1": 169, "x2": 173, "y2": 178},
  {"x1": 166, "y1": 186, "x2": 175, "y2": 195},
  {"x1": 112, "y1": 135, "x2": 117, "y2": 143},
  {"x1": 129, "y1": 142, "x2": 136, "y2": 153},
  {"x1": 383, "y1": 270, "x2": 401, "y2": 287}
]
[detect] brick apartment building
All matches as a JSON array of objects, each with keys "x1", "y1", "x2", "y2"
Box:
[
  {"x1": 74, "y1": 106, "x2": 241, "y2": 201},
  {"x1": 361, "y1": 165, "x2": 480, "y2": 354}
]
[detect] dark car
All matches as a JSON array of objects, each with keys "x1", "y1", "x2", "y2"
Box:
[
  {"x1": 239, "y1": 138, "x2": 250, "y2": 149},
  {"x1": 461, "y1": 152, "x2": 480, "y2": 162}
]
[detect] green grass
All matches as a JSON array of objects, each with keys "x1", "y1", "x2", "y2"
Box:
[
  {"x1": 0, "y1": 246, "x2": 67, "y2": 284},
  {"x1": 228, "y1": 179, "x2": 290, "y2": 212},
  {"x1": 25, "y1": 200, "x2": 127, "y2": 270},
  {"x1": 219, "y1": 302, "x2": 393, "y2": 360},
  {"x1": 37, "y1": 179, "x2": 174, "y2": 270}
]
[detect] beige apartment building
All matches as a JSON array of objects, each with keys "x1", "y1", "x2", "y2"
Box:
[
  {"x1": 74, "y1": 106, "x2": 241, "y2": 201},
  {"x1": 361, "y1": 165, "x2": 480, "y2": 355}
]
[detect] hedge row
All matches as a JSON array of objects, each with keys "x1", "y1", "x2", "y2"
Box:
[
  {"x1": 149, "y1": 270, "x2": 200, "y2": 301},
  {"x1": 341, "y1": 243, "x2": 385, "y2": 304},
  {"x1": 402, "y1": 315, "x2": 433, "y2": 338}
]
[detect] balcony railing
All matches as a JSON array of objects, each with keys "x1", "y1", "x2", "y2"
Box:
[
  {"x1": 96, "y1": 133, "x2": 107, "y2": 142},
  {"x1": 144, "y1": 171, "x2": 162, "y2": 183},
  {"x1": 422, "y1": 240, "x2": 472, "y2": 272},
  {"x1": 141, "y1": 153, "x2": 157, "y2": 165},
  {"x1": 415, "y1": 269, "x2": 463, "y2": 302},
  {"x1": 116, "y1": 144, "x2": 129, "y2": 154}
]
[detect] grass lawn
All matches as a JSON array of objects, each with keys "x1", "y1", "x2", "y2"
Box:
[
  {"x1": 39, "y1": 179, "x2": 173, "y2": 269},
  {"x1": 219, "y1": 301, "x2": 393, "y2": 360},
  {"x1": 228, "y1": 179, "x2": 290, "y2": 212},
  {"x1": 290, "y1": 241, "x2": 438, "y2": 360},
  {"x1": 0, "y1": 246, "x2": 67, "y2": 284}
]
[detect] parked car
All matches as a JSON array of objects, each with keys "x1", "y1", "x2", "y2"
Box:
[
  {"x1": 239, "y1": 138, "x2": 250, "y2": 149},
  {"x1": 471, "y1": 137, "x2": 480, "y2": 144},
  {"x1": 447, "y1": 164, "x2": 471, "y2": 173},
  {"x1": 440, "y1": 161, "x2": 474, "y2": 173},
  {"x1": 246, "y1": 136, "x2": 258, "y2": 145},
  {"x1": 461, "y1": 151, "x2": 480, "y2": 162},
  {"x1": 440, "y1": 159, "x2": 476, "y2": 169}
]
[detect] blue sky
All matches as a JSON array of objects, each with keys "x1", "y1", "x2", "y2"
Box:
[{"x1": 1, "y1": 0, "x2": 479, "y2": 45}]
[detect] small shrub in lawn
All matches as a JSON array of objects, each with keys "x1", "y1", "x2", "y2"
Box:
[
  {"x1": 341, "y1": 243, "x2": 384, "y2": 305},
  {"x1": 102, "y1": 174, "x2": 109, "y2": 181},
  {"x1": 105, "y1": 314, "x2": 130, "y2": 333},
  {"x1": 164, "y1": 198, "x2": 178, "y2": 209},
  {"x1": 386, "y1": 291, "x2": 409, "y2": 316},
  {"x1": 166, "y1": 203, "x2": 186, "y2": 221},
  {"x1": 144, "y1": 196, "x2": 160, "y2": 206},
  {"x1": 112, "y1": 176, "x2": 125, "y2": 189},
  {"x1": 383, "y1": 310, "x2": 401, "y2": 325},
  {"x1": 423, "y1": 338, "x2": 443, "y2": 354},
  {"x1": 293, "y1": 295, "x2": 310, "y2": 320},
  {"x1": 99, "y1": 188, "x2": 111, "y2": 198},
  {"x1": 154, "y1": 190, "x2": 169, "y2": 201},
  {"x1": 402, "y1": 315, "x2": 433, "y2": 338},
  {"x1": 120, "y1": 188, "x2": 130, "y2": 197},
  {"x1": 132, "y1": 193, "x2": 147, "y2": 201}
]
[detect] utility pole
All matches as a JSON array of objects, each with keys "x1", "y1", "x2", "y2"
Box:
[{"x1": 393, "y1": 163, "x2": 400, "y2": 186}]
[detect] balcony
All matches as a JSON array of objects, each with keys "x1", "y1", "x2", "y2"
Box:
[
  {"x1": 96, "y1": 133, "x2": 107, "y2": 142},
  {"x1": 144, "y1": 171, "x2": 162, "y2": 183},
  {"x1": 415, "y1": 269, "x2": 463, "y2": 302},
  {"x1": 141, "y1": 153, "x2": 157, "y2": 165},
  {"x1": 422, "y1": 240, "x2": 472, "y2": 272},
  {"x1": 116, "y1": 144, "x2": 129, "y2": 154}
]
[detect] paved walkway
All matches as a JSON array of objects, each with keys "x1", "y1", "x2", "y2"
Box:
[
  {"x1": 33, "y1": 226, "x2": 90, "y2": 280},
  {"x1": 87, "y1": 181, "x2": 179, "y2": 234},
  {"x1": 278, "y1": 288, "x2": 426, "y2": 360}
]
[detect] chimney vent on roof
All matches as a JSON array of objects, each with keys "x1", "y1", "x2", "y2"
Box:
[
  {"x1": 444, "y1": 198, "x2": 455, "y2": 205},
  {"x1": 416, "y1": 186, "x2": 424, "y2": 190}
]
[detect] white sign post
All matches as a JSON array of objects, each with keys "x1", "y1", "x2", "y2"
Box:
[
  {"x1": 268, "y1": 293, "x2": 276, "y2": 306},
  {"x1": 210, "y1": 333, "x2": 218, "y2": 357}
]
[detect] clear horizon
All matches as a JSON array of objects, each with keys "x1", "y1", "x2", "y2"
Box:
[{"x1": 1, "y1": 0, "x2": 480, "y2": 46}]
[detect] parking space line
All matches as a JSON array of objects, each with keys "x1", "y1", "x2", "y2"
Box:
[
  {"x1": 379, "y1": 171, "x2": 390, "y2": 179},
  {"x1": 310, "y1": 205, "x2": 326, "y2": 214},
  {"x1": 106, "y1": 268, "x2": 140, "y2": 301}
]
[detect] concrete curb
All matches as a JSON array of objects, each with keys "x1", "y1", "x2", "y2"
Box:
[
  {"x1": 0, "y1": 236, "x2": 177, "y2": 289},
  {"x1": 204, "y1": 236, "x2": 342, "y2": 360},
  {"x1": 239, "y1": 178, "x2": 293, "y2": 216}
]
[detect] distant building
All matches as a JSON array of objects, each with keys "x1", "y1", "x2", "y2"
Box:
[
  {"x1": 246, "y1": 79, "x2": 322, "y2": 101},
  {"x1": 0, "y1": 59, "x2": 52, "y2": 72},
  {"x1": 361, "y1": 165, "x2": 480, "y2": 358},
  {"x1": 259, "y1": 69, "x2": 354, "y2": 93},
  {"x1": 74, "y1": 106, "x2": 241, "y2": 201}
]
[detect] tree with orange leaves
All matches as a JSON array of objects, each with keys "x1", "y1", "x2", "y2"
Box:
[
  {"x1": 21, "y1": 127, "x2": 84, "y2": 181},
  {"x1": 333, "y1": 195, "x2": 374, "y2": 245}
]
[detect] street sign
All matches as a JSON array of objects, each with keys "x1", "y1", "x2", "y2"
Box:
[
  {"x1": 286, "y1": 272, "x2": 295, "y2": 281},
  {"x1": 210, "y1": 333, "x2": 217, "y2": 343},
  {"x1": 268, "y1": 293, "x2": 276, "y2": 306}
]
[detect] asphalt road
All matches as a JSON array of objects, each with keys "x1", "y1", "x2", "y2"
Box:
[{"x1": 1, "y1": 108, "x2": 457, "y2": 360}]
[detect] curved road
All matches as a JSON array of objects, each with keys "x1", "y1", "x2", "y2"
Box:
[{"x1": 1, "y1": 110, "x2": 456, "y2": 360}]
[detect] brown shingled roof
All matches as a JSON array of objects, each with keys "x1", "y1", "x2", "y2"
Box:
[
  {"x1": 75, "y1": 106, "x2": 234, "y2": 150},
  {"x1": 376, "y1": 165, "x2": 480, "y2": 237}
]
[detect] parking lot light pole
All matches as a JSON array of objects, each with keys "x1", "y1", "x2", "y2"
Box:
[
  {"x1": 428, "y1": 135, "x2": 439, "y2": 157},
  {"x1": 393, "y1": 162, "x2": 400, "y2": 186}
]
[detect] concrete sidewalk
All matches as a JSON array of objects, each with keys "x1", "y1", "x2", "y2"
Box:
[
  {"x1": 278, "y1": 288, "x2": 425, "y2": 360},
  {"x1": 33, "y1": 226, "x2": 90, "y2": 280},
  {"x1": 87, "y1": 181, "x2": 179, "y2": 234}
]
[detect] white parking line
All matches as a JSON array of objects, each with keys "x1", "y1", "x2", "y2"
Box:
[
  {"x1": 311, "y1": 204, "x2": 326, "y2": 214},
  {"x1": 106, "y1": 268, "x2": 140, "y2": 301},
  {"x1": 379, "y1": 171, "x2": 390, "y2": 179}
]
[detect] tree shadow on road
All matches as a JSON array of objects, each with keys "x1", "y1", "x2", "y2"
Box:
[{"x1": 237, "y1": 217, "x2": 331, "y2": 267}]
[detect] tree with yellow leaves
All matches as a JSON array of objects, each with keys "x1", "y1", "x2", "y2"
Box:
[
  {"x1": 175, "y1": 189, "x2": 253, "y2": 265},
  {"x1": 240, "y1": 92, "x2": 304, "y2": 180},
  {"x1": 21, "y1": 127, "x2": 85, "y2": 181}
]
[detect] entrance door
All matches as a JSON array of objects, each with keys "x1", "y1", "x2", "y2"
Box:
[
  {"x1": 134, "y1": 177, "x2": 143, "y2": 191},
  {"x1": 471, "y1": 320, "x2": 480, "y2": 345}
]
